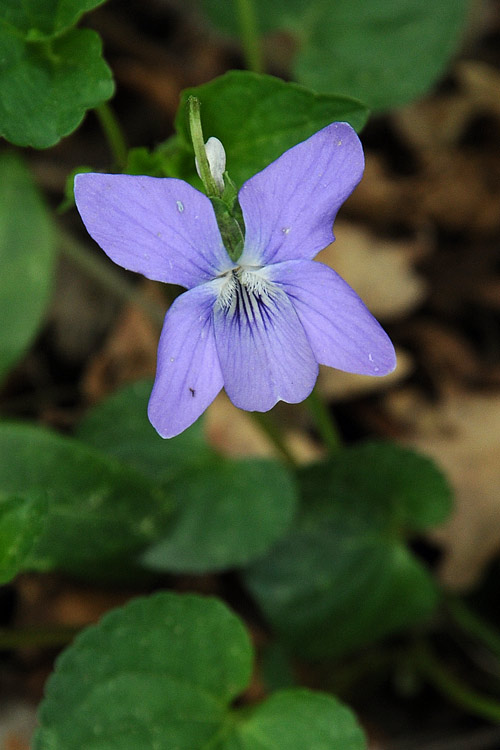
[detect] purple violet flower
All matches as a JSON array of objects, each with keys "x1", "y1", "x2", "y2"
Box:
[{"x1": 75, "y1": 123, "x2": 396, "y2": 438}]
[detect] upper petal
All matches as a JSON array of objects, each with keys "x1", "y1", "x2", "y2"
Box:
[
  {"x1": 213, "y1": 271, "x2": 318, "y2": 411},
  {"x1": 74, "y1": 173, "x2": 233, "y2": 289},
  {"x1": 237, "y1": 123, "x2": 364, "y2": 267},
  {"x1": 148, "y1": 283, "x2": 223, "y2": 438},
  {"x1": 268, "y1": 260, "x2": 396, "y2": 376}
]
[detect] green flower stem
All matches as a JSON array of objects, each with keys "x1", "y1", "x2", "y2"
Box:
[
  {"x1": 414, "y1": 640, "x2": 500, "y2": 723},
  {"x1": 59, "y1": 228, "x2": 166, "y2": 327},
  {"x1": 305, "y1": 386, "x2": 342, "y2": 454},
  {"x1": 250, "y1": 411, "x2": 298, "y2": 468},
  {"x1": 187, "y1": 96, "x2": 219, "y2": 197},
  {"x1": 95, "y1": 102, "x2": 128, "y2": 170},
  {"x1": 447, "y1": 596, "x2": 500, "y2": 663},
  {"x1": 234, "y1": 0, "x2": 263, "y2": 73},
  {"x1": 0, "y1": 625, "x2": 79, "y2": 649}
]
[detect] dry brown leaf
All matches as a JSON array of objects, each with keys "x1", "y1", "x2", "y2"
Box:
[
  {"x1": 395, "y1": 61, "x2": 500, "y2": 151},
  {"x1": 385, "y1": 389, "x2": 500, "y2": 589},
  {"x1": 82, "y1": 281, "x2": 165, "y2": 403},
  {"x1": 317, "y1": 221, "x2": 428, "y2": 320},
  {"x1": 407, "y1": 321, "x2": 480, "y2": 387}
]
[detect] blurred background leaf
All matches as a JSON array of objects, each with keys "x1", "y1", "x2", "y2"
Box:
[
  {"x1": 244, "y1": 442, "x2": 453, "y2": 659},
  {"x1": 0, "y1": 491, "x2": 47, "y2": 584},
  {"x1": 200, "y1": 0, "x2": 470, "y2": 110},
  {"x1": 0, "y1": 422, "x2": 173, "y2": 577},
  {"x1": 78, "y1": 380, "x2": 298, "y2": 572},
  {"x1": 0, "y1": 153, "x2": 55, "y2": 383}
]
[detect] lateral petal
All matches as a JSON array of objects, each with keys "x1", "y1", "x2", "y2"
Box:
[
  {"x1": 238, "y1": 123, "x2": 364, "y2": 267},
  {"x1": 148, "y1": 283, "x2": 223, "y2": 438},
  {"x1": 74, "y1": 173, "x2": 233, "y2": 289},
  {"x1": 213, "y1": 272, "x2": 318, "y2": 411},
  {"x1": 269, "y1": 260, "x2": 396, "y2": 376}
]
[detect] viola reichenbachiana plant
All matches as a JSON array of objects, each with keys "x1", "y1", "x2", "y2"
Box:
[
  {"x1": 75, "y1": 121, "x2": 395, "y2": 437},
  {"x1": 1, "y1": 0, "x2": 491, "y2": 748}
]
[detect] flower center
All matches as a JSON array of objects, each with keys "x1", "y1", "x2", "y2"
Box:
[{"x1": 215, "y1": 266, "x2": 279, "y2": 323}]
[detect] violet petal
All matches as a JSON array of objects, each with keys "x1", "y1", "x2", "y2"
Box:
[
  {"x1": 237, "y1": 123, "x2": 364, "y2": 267},
  {"x1": 213, "y1": 273, "x2": 318, "y2": 411},
  {"x1": 269, "y1": 259, "x2": 397, "y2": 375},
  {"x1": 74, "y1": 173, "x2": 233, "y2": 289},
  {"x1": 148, "y1": 282, "x2": 223, "y2": 437}
]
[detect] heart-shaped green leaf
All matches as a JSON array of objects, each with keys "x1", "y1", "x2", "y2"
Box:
[
  {"x1": 244, "y1": 442, "x2": 452, "y2": 659},
  {"x1": 0, "y1": 28, "x2": 114, "y2": 148},
  {"x1": 34, "y1": 593, "x2": 366, "y2": 749},
  {"x1": 173, "y1": 71, "x2": 369, "y2": 187}
]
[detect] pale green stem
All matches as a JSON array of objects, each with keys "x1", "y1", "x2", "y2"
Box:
[
  {"x1": 305, "y1": 386, "x2": 342, "y2": 454},
  {"x1": 187, "y1": 97, "x2": 219, "y2": 197},
  {"x1": 414, "y1": 640, "x2": 500, "y2": 723},
  {"x1": 234, "y1": 0, "x2": 263, "y2": 73},
  {"x1": 59, "y1": 228, "x2": 165, "y2": 327},
  {"x1": 95, "y1": 102, "x2": 128, "y2": 170},
  {"x1": 447, "y1": 596, "x2": 500, "y2": 664},
  {"x1": 250, "y1": 412, "x2": 298, "y2": 467},
  {"x1": 0, "y1": 625, "x2": 79, "y2": 649}
]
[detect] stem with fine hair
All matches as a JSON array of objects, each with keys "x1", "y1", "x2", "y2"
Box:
[
  {"x1": 59, "y1": 228, "x2": 166, "y2": 327},
  {"x1": 414, "y1": 640, "x2": 500, "y2": 724},
  {"x1": 234, "y1": 0, "x2": 263, "y2": 73},
  {"x1": 305, "y1": 386, "x2": 342, "y2": 454},
  {"x1": 187, "y1": 96, "x2": 219, "y2": 197},
  {"x1": 250, "y1": 411, "x2": 298, "y2": 467},
  {"x1": 95, "y1": 102, "x2": 128, "y2": 170},
  {"x1": 446, "y1": 596, "x2": 500, "y2": 664}
]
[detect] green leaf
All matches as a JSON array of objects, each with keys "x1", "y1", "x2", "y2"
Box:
[
  {"x1": 141, "y1": 458, "x2": 297, "y2": 572},
  {"x1": 0, "y1": 492, "x2": 47, "y2": 584},
  {"x1": 200, "y1": 0, "x2": 470, "y2": 110},
  {"x1": 77, "y1": 381, "x2": 298, "y2": 572},
  {"x1": 0, "y1": 422, "x2": 173, "y2": 577},
  {"x1": 175, "y1": 71, "x2": 369, "y2": 187},
  {"x1": 0, "y1": 28, "x2": 114, "y2": 148},
  {"x1": 34, "y1": 592, "x2": 366, "y2": 750},
  {"x1": 244, "y1": 442, "x2": 453, "y2": 659},
  {"x1": 1, "y1": 0, "x2": 108, "y2": 40},
  {"x1": 224, "y1": 690, "x2": 366, "y2": 750},
  {"x1": 76, "y1": 380, "x2": 214, "y2": 485},
  {"x1": 0, "y1": 152, "x2": 56, "y2": 383}
]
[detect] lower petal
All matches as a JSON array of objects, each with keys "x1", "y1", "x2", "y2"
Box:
[
  {"x1": 213, "y1": 280, "x2": 318, "y2": 412},
  {"x1": 268, "y1": 260, "x2": 396, "y2": 376},
  {"x1": 148, "y1": 284, "x2": 223, "y2": 438}
]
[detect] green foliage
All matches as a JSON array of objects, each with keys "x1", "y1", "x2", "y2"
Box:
[
  {"x1": 0, "y1": 2, "x2": 114, "y2": 148},
  {"x1": 0, "y1": 153, "x2": 56, "y2": 383},
  {"x1": 200, "y1": 0, "x2": 470, "y2": 110},
  {"x1": 135, "y1": 72, "x2": 369, "y2": 188},
  {"x1": 0, "y1": 422, "x2": 173, "y2": 577},
  {"x1": 77, "y1": 380, "x2": 298, "y2": 572},
  {"x1": 141, "y1": 458, "x2": 296, "y2": 572},
  {"x1": 34, "y1": 592, "x2": 366, "y2": 750},
  {"x1": 244, "y1": 442, "x2": 453, "y2": 659},
  {"x1": 1, "y1": 0, "x2": 108, "y2": 39},
  {"x1": 0, "y1": 492, "x2": 47, "y2": 584}
]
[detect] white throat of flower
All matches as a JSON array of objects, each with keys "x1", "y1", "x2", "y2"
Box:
[
  {"x1": 215, "y1": 266, "x2": 279, "y2": 322},
  {"x1": 195, "y1": 137, "x2": 226, "y2": 194}
]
